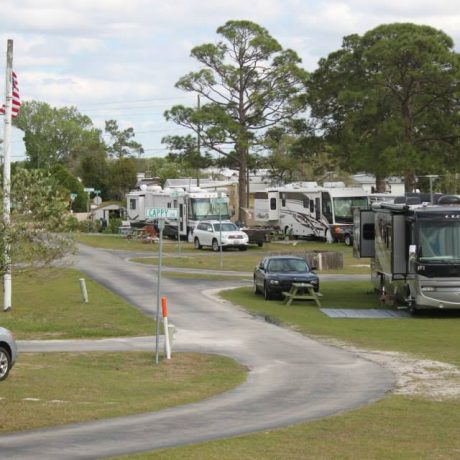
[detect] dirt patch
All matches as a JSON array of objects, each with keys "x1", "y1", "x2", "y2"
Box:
[{"x1": 321, "y1": 338, "x2": 460, "y2": 401}]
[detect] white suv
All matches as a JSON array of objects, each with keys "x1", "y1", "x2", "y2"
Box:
[{"x1": 193, "y1": 220, "x2": 249, "y2": 251}]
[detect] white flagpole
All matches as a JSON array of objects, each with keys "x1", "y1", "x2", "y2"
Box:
[{"x1": 2, "y1": 39, "x2": 13, "y2": 312}]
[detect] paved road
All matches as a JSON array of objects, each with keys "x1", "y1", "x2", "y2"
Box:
[{"x1": 1, "y1": 245, "x2": 394, "y2": 459}]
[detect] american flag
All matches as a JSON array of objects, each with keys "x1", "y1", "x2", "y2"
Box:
[{"x1": 0, "y1": 71, "x2": 21, "y2": 117}]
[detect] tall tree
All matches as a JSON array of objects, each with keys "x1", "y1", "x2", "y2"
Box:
[
  {"x1": 13, "y1": 101, "x2": 102, "y2": 171},
  {"x1": 165, "y1": 20, "x2": 309, "y2": 222},
  {"x1": 308, "y1": 23, "x2": 460, "y2": 191},
  {"x1": 105, "y1": 120, "x2": 144, "y2": 159},
  {"x1": 107, "y1": 158, "x2": 137, "y2": 201}
]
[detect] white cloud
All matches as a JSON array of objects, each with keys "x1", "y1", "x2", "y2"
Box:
[{"x1": 2, "y1": 0, "x2": 460, "y2": 160}]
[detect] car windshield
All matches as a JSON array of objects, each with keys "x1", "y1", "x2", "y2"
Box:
[
  {"x1": 213, "y1": 223, "x2": 238, "y2": 232},
  {"x1": 267, "y1": 259, "x2": 309, "y2": 273}
]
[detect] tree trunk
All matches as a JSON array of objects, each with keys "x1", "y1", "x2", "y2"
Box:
[
  {"x1": 375, "y1": 175, "x2": 386, "y2": 193},
  {"x1": 238, "y1": 148, "x2": 248, "y2": 224}
]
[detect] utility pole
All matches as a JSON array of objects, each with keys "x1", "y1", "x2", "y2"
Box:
[
  {"x1": 2, "y1": 39, "x2": 13, "y2": 311},
  {"x1": 196, "y1": 94, "x2": 201, "y2": 187}
]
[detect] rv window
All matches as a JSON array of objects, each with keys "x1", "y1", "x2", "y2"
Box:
[
  {"x1": 270, "y1": 198, "x2": 277, "y2": 210},
  {"x1": 303, "y1": 197, "x2": 309, "y2": 208},
  {"x1": 281, "y1": 194, "x2": 286, "y2": 207},
  {"x1": 310, "y1": 201, "x2": 314, "y2": 213},
  {"x1": 129, "y1": 199, "x2": 136, "y2": 210},
  {"x1": 363, "y1": 223, "x2": 374, "y2": 240}
]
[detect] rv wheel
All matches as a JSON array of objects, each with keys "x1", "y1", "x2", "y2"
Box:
[{"x1": 344, "y1": 234, "x2": 352, "y2": 246}]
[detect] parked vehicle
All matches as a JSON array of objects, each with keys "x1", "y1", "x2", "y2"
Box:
[
  {"x1": 193, "y1": 220, "x2": 249, "y2": 251},
  {"x1": 254, "y1": 182, "x2": 368, "y2": 245},
  {"x1": 126, "y1": 186, "x2": 231, "y2": 241},
  {"x1": 0, "y1": 326, "x2": 17, "y2": 381},
  {"x1": 254, "y1": 255, "x2": 319, "y2": 300},
  {"x1": 354, "y1": 194, "x2": 460, "y2": 313}
]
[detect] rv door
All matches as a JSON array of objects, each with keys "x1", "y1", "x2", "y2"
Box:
[
  {"x1": 392, "y1": 214, "x2": 407, "y2": 278},
  {"x1": 355, "y1": 209, "x2": 375, "y2": 258}
]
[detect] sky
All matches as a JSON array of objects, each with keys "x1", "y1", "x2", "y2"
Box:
[{"x1": 1, "y1": 0, "x2": 460, "y2": 163}]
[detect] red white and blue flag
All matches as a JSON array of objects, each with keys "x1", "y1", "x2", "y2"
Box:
[{"x1": 0, "y1": 71, "x2": 21, "y2": 117}]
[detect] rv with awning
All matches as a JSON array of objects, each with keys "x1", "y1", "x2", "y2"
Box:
[
  {"x1": 354, "y1": 194, "x2": 460, "y2": 312},
  {"x1": 254, "y1": 182, "x2": 369, "y2": 245}
]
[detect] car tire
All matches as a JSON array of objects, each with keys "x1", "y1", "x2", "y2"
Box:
[
  {"x1": 254, "y1": 278, "x2": 260, "y2": 295},
  {"x1": 212, "y1": 239, "x2": 220, "y2": 252},
  {"x1": 0, "y1": 346, "x2": 12, "y2": 381},
  {"x1": 264, "y1": 282, "x2": 272, "y2": 300},
  {"x1": 194, "y1": 238, "x2": 202, "y2": 250}
]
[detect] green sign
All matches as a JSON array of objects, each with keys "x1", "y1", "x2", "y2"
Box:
[{"x1": 145, "y1": 208, "x2": 178, "y2": 219}]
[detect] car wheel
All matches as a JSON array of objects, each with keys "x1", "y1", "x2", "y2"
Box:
[
  {"x1": 239, "y1": 246, "x2": 248, "y2": 251},
  {"x1": 0, "y1": 346, "x2": 12, "y2": 381},
  {"x1": 344, "y1": 234, "x2": 352, "y2": 246},
  {"x1": 254, "y1": 278, "x2": 260, "y2": 295},
  {"x1": 264, "y1": 282, "x2": 271, "y2": 300},
  {"x1": 212, "y1": 239, "x2": 220, "y2": 252},
  {"x1": 194, "y1": 238, "x2": 202, "y2": 250}
]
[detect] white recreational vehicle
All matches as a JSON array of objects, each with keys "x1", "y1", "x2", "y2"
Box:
[
  {"x1": 354, "y1": 194, "x2": 460, "y2": 313},
  {"x1": 254, "y1": 182, "x2": 369, "y2": 245},
  {"x1": 126, "y1": 186, "x2": 231, "y2": 240}
]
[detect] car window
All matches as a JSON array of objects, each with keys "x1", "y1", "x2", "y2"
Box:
[{"x1": 267, "y1": 259, "x2": 309, "y2": 273}]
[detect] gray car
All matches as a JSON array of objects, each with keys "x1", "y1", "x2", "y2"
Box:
[{"x1": 0, "y1": 326, "x2": 17, "y2": 381}]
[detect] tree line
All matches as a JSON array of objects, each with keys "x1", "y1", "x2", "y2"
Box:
[{"x1": 3, "y1": 20, "x2": 460, "y2": 223}]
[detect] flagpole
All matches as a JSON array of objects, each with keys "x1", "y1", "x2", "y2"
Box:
[{"x1": 2, "y1": 39, "x2": 13, "y2": 312}]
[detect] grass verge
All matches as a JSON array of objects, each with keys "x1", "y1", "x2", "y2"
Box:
[
  {"x1": 114, "y1": 396, "x2": 460, "y2": 460},
  {"x1": 222, "y1": 283, "x2": 460, "y2": 366},
  {"x1": 2, "y1": 269, "x2": 154, "y2": 339},
  {"x1": 77, "y1": 234, "x2": 369, "y2": 275},
  {"x1": 0, "y1": 352, "x2": 246, "y2": 432}
]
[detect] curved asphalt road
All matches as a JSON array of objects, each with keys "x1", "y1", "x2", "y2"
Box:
[{"x1": 0, "y1": 245, "x2": 394, "y2": 459}]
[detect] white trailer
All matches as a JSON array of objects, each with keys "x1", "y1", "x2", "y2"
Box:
[
  {"x1": 254, "y1": 182, "x2": 369, "y2": 245},
  {"x1": 126, "y1": 186, "x2": 231, "y2": 241},
  {"x1": 354, "y1": 195, "x2": 460, "y2": 312}
]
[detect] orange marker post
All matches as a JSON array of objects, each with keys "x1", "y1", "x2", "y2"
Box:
[{"x1": 161, "y1": 296, "x2": 171, "y2": 359}]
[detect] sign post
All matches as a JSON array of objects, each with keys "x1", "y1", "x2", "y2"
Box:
[
  {"x1": 145, "y1": 208, "x2": 177, "y2": 363},
  {"x1": 171, "y1": 190, "x2": 184, "y2": 255}
]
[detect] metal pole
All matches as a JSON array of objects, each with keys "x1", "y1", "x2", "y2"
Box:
[
  {"x1": 219, "y1": 206, "x2": 223, "y2": 269},
  {"x1": 2, "y1": 39, "x2": 13, "y2": 312},
  {"x1": 177, "y1": 207, "x2": 181, "y2": 255},
  {"x1": 155, "y1": 219, "x2": 164, "y2": 364}
]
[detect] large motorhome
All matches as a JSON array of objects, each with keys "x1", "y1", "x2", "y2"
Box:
[
  {"x1": 354, "y1": 195, "x2": 460, "y2": 312},
  {"x1": 126, "y1": 186, "x2": 231, "y2": 240},
  {"x1": 254, "y1": 182, "x2": 369, "y2": 245}
]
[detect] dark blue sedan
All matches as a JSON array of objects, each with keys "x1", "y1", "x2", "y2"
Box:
[{"x1": 254, "y1": 255, "x2": 320, "y2": 300}]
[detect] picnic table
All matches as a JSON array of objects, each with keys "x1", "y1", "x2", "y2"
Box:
[{"x1": 282, "y1": 282, "x2": 322, "y2": 307}]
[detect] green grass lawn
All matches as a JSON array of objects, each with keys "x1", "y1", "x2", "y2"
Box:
[
  {"x1": 0, "y1": 352, "x2": 246, "y2": 432},
  {"x1": 0, "y1": 268, "x2": 247, "y2": 432},
  {"x1": 2, "y1": 269, "x2": 155, "y2": 339}
]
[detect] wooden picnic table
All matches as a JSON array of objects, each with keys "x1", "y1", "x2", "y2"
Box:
[{"x1": 282, "y1": 282, "x2": 322, "y2": 307}]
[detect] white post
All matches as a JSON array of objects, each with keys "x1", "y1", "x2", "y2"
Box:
[
  {"x1": 2, "y1": 40, "x2": 13, "y2": 312},
  {"x1": 79, "y1": 278, "x2": 89, "y2": 303},
  {"x1": 162, "y1": 296, "x2": 171, "y2": 360}
]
